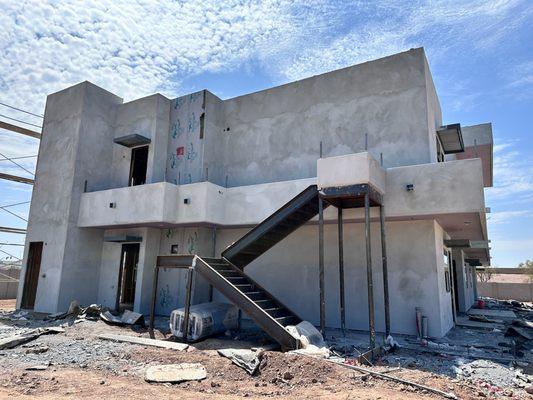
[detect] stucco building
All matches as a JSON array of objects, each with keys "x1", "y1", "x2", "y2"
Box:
[{"x1": 17, "y1": 48, "x2": 492, "y2": 347}]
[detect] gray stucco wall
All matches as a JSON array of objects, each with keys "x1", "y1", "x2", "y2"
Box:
[
  {"x1": 208, "y1": 48, "x2": 436, "y2": 187},
  {"x1": 166, "y1": 91, "x2": 206, "y2": 185},
  {"x1": 213, "y1": 219, "x2": 451, "y2": 337},
  {"x1": 18, "y1": 82, "x2": 123, "y2": 313}
]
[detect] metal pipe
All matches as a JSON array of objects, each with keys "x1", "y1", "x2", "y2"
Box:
[
  {"x1": 182, "y1": 267, "x2": 194, "y2": 342},
  {"x1": 338, "y1": 207, "x2": 345, "y2": 333},
  {"x1": 364, "y1": 192, "x2": 375, "y2": 349},
  {"x1": 148, "y1": 265, "x2": 160, "y2": 338},
  {"x1": 380, "y1": 205, "x2": 390, "y2": 337},
  {"x1": 318, "y1": 195, "x2": 325, "y2": 334}
]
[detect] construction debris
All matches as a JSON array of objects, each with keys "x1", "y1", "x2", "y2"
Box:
[
  {"x1": 170, "y1": 302, "x2": 238, "y2": 341},
  {"x1": 0, "y1": 327, "x2": 64, "y2": 350},
  {"x1": 98, "y1": 333, "x2": 188, "y2": 351},
  {"x1": 324, "y1": 358, "x2": 458, "y2": 399},
  {"x1": 100, "y1": 310, "x2": 144, "y2": 326},
  {"x1": 217, "y1": 348, "x2": 261, "y2": 375},
  {"x1": 287, "y1": 321, "x2": 331, "y2": 358},
  {"x1": 25, "y1": 362, "x2": 50, "y2": 371},
  {"x1": 144, "y1": 363, "x2": 207, "y2": 383}
]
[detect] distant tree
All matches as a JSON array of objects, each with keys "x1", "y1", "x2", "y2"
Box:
[
  {"x1": 478, "y1": 267, "x2": 494, "y2": 283},
  {"x1": 518, "y1": 259, "x2": 533, "y2": 282}
]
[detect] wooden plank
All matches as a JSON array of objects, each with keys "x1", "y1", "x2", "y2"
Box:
[
  {"x1": 98, "y1": 333, "x2": 188, "y2": 350},
  {"x1": 0, "y1": 121, "x2": 41, "y2": 139},
  {"x1": 0, "y1": 172, "x2": 34, "y2": 185}
]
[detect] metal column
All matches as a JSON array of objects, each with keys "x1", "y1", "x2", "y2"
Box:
[
  {"x1": 364, "y1": 193, "x2": 375, "y2": 349},
  {"x1": 318, "y1": 196, "x2": 326, "y2": 334},
  {"x1": 338, "y1": 207, "x2": 346, "y2": 333},
  {"x1": 379, "y1": 205, "x2": 390, "y2": 338},
  {"x1": 182, "y1": 267, "x2": 194, "y2": 342},
  {"x1": 148, "y1": 265, "x2": 160, "y2": 338}
]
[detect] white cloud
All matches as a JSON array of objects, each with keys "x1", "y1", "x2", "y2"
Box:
[
  {"x1": 489, "y1": 210, "x2": 532, "y2": 224},
  {"x1": 0, "y1": 0, "x2": 300, "y2": 112},
  {"x1": 0, "y1": 0, "x2": 528, "y2": 115},
  {"x1": 487, "y1": 140, "x2": 533, "y2": 203},
  {"x1": 273, "y1": 0, "x2": 527, "y2": 81}
]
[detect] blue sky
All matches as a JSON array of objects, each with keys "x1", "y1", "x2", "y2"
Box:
[{"x1": 0, "y1": 0, "x2": 532, "y2": 266}]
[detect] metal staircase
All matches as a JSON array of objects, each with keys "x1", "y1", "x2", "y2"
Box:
[
  {"x1": 196, "y1": 184, "x2": 327, "y2": 350},
  {"x1": 194, "y1": 257, "x2": 302, "y2": 350},
  {"x1": 222, "y1": 184, "x2": 326, "y2": 269}
]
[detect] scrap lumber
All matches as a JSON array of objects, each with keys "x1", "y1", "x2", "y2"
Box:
[
  {"x1": 0, "y1": 172, "x2": 34, "y2": 185},
  {"x1": 324, "y1": 358, "x2": 457, "y2": 399},
  {"x1": 98, "y1": 333, "x2": 188, "y2": 351},
  {"x1": 0, "y1": 120, "x2": 41, "y2": 139}
]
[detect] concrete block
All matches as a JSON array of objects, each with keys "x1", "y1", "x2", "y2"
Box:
[{"x1": 317, "y1": 152, "x2": 386, "y2": 193}]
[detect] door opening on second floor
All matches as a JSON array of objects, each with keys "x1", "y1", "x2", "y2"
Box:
[{"x1": 129, "y1": 145, "x2": 148, "y2": 186}]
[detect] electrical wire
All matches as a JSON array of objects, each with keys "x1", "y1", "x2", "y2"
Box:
[
  {"x1": 0, "y1": 113, "x2": 42, "y2": 129},
  {"x1": 0, "y1": 155, "x2": 37, "y2": 162},
  {"x1": 0, "y1": 151, "x2": 35, "y2": 176},
  {"x1": 0, "y1": 101, "x2": 43, "y2": 118}
]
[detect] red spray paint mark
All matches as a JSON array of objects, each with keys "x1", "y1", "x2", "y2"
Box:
[{"x1": 176, "y1": 146, "x2": 184, "y2": 156}]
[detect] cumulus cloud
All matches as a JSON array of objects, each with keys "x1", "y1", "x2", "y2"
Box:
[{"x1": 0, "y1": 0, "x2": 300, "y2": 112}]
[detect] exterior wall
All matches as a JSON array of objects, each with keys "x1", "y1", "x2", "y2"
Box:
[
  {"x1": 111, "y1": 94, "x2": 170, "y2": 189},
  {"x1": 214, "y1": 219, "x2": 450, "y2": 337},
  {"x1": 78, "y1": 157, "x2": 485, "y2": 229},
  {"x1": 478, "y1": 282, "x2": 533, "y2": 302},
  {"x1": 434, "y1": 222, "x2": 454, "y2": 335},
  {"x1": 17, "y1": 82, "x2": 123, "y2": 313},
  {"x1": 166, "y1": 91, "x2": 205, "y2": 185},
  {"x1": 205, "y1": 48, "x2": 435, "y2": 188},
  {"x1": 155, "y1": 227, "x2": 213, "y2": 315},
  {"x1": 0, "y1": 267, "x2": 20, "y2": 299}
]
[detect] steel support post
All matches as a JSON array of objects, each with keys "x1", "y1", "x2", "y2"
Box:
[
  {"x1": 182, "y1": 267, "x2": 194, "y2": 342},
  {"x1": 148, "y1": 265, "x2": 160, "y2": 338},
  {"x1": 318, "y1": 196, "x2": 326, "y2": 334},
  {"x1": 365, "y1": 193, "x2": 376, "y2": 349},
  {"x1": 379, "y1": 205, "x2": 390, "y2": 338},
  {"x1": 338, "y1": 207, "x2": 346, "y2": 333}
]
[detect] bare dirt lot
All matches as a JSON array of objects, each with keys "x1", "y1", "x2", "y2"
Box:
[{"x1": 0, "y1": 299, "x2": 531, "y2": 399}]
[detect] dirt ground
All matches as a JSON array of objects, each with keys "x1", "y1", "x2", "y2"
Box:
[{"x1": 0, "y1": 299, "x2": 530, "y2": 399}]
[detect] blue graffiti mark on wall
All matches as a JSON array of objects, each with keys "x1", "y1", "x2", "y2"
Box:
[
  {"x1": 173, "y1": 97, "x2": 185, "y2": 110},
  {"x1": 187, "y1": 231, "x2": 198, "y2": 254},
  {"x1": 159, "y1": 284, "x2": 175, "y2": 310},
  {"x1": 188, "y1": 92, "x2": 202, "y2": 104},
  {"x1": 171, "y1": 119, "x2": 183, "y2": 139},
  {"x1": 186, "y1": 143, "x2": 197, "y2": 161},
  {"x1": 187, "y1": 112, "x2": 199, "y2": 134}
]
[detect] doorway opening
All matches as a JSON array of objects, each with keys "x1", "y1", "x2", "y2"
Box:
[
  {"x1": 21, "y1": 242, "x2": 43, "y2": 309},
  {"x1": 116, "y1": 243, "x2": 140, "y2": 311},
  {"x1": 129, "y1": 145, "x2": 149, "y2": 186},
  {"x1": 451, "y1": 259, "x2": 460, "y2": 313}
]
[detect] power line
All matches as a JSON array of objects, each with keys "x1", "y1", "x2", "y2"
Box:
[
  {"x1": 0, "y1": 151, "x2": 35, "y2": 176},
  {"x1": 0, "y1": 101, "x2": 43, "y2": 118},
  {"x1": 0, "y1": 113, "x2": 42, "y2": 129},
  {"x1": 0, "y1": 155, "x2": 37, "y2": 162},
  {"x1": 0, "y1": 248, "x2": 21, "y2": 261},
  {"x1": 1, "y1": 200, "x2": 31, "y2": 208},
  {"x1": 0, "y1": 242, "x2": 24, "y2": 246},
  {"x1": 0, "y1": 206, "x2": 27, "y2": 222}
]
